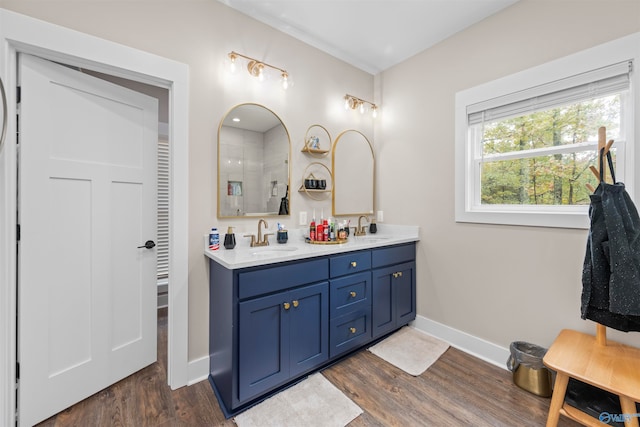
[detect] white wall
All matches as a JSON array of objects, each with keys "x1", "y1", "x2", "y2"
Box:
[
  {"x1": 0, "y1": 0, "x2": 375, "y2": 362},
  {"x1": 377, "y1": 0, "x2": 640, "y2": 350}
]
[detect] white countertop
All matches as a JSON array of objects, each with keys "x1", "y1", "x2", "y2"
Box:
[{"x1": 204, "y1": 224, "x2": 419, "y2": 269}]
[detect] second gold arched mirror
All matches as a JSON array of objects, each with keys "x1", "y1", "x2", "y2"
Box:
[
  {"x1": 332, "y1": 130, "x2": 375, "y2": 216},
  {"x1": 218, "y1": 103, "x2": 291, "y2": 218}
]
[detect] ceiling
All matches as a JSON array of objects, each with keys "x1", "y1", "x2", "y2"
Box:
[{"x1": 218, "y1": 0, "x2": 519, "y2": 75}]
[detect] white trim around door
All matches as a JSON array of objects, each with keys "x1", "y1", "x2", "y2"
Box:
[{"x1": 0, "y1": 8, "x2": 190, "y2": 426}]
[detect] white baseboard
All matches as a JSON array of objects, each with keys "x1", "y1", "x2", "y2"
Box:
[
  {"x1": 411, "y1": 315, "x2": 510, "y2": 371},
  {"x1": 187, "y1": 355, "x2": 210, "y2": 386},
  {"x1": 185, "y1": 316, "x2": 511, "y2": 388}
]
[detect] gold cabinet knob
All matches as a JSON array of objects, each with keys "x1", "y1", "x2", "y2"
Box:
[
  {"x1": 393, "y1": 271, "x2": 403, "y2": 278},
  {"x1": 350, "y1": 291, "x2": 357, "y2": 298},
  {"x1": 398, "y1": 271, "x2": 403, "y2": 278},
  {"x1": 283, "y1": 302, "x2": 291, "y2": 310},
  {"x1": 349, "y1": 327, "x2": 357, "y2": 334},
  {"x1": 292, "y1": 300, "x2": 299, "y2": 308},
  {"x1": 350, "y1": 261, "x2": 357, "y2": 268}
]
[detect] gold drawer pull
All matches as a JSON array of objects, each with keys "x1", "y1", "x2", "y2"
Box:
[
  {"x1": 350, "y1": 261, "x2": 357, "y2": 268},
  {"x1": 350, "y1": 291, "x2": 357, "y2": 298},
  {"x1": 349, "y1": 327, "x2": 357, "y2": 334},
  {"x1": 283, "y1": 302, "x2": 291, "y2": 310},
  {"x1": 292, "y1": 300, "x2": 299, "y2": 308}
]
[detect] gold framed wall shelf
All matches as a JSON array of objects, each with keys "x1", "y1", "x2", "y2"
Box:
[
  {"x1": 298, "y1": 161, "x2": 333, "y2": 201},
  {"x1": 301, "y1": 124, "x2": 331, "y2": 157}
]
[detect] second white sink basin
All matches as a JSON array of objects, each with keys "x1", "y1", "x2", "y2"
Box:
[
  {"x1": 353, "y1": 236, "x2": 391, "y2": 243},
  {"x1": 250, "y1": 246, "x2": 299, "y2": 256}
]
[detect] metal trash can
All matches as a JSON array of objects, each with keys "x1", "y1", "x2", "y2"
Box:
[{"x1": 506, "y1": 341, "x2": 553, "y2": 397}]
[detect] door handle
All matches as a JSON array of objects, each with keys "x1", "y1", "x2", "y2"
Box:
[{"x1": 137, "y1": 240, "x2": 156, "y2": 249}]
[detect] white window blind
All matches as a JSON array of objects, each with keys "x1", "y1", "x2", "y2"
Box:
[
  {"x1": 467, "y1": 60, "x2": 632, "y2": 125},
  {"x1": 157, "y1": 137, "x2": 169, "y2": 282}
]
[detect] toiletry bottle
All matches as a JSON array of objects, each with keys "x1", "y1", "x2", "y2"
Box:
[
  {"x1": 329, "y1": 218, "x2": 335, "y2": 241},
  {"x1": 323, "y1": 219, "x2": 329, "y2": 241},
  {"x1": 209, "y1": 227, "x2": 220, "y2": 251},
  {"x1": 223, "y1": 226, "x2": 236, "y2": 249},
  {"x1": 316, "y1": 222, "x2": 324, "y2": 241},
  {"x1": 369, "y1": 219, "x2": 377, "y2": 234},
  {"x1": 310, "y1": 220, "x2": 316, "y2": 241}
]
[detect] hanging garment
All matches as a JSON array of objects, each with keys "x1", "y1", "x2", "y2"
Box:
[{"x1": 581, "y1": 151, "x2": 640, "y2": 332}]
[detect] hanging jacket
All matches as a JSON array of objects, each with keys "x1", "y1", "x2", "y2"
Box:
[{"x1": 581, "y1": 151, "x2": 640, "y2": 332}]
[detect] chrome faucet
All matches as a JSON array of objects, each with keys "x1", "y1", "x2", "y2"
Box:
[
  {"x1": 245, "y1": 218, "x2": 272, "y2": 247},
  {"x1": 355, "y1": 215, "x2": 369, "y2": 236}
]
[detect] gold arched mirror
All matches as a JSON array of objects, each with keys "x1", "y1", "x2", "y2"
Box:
[
  {"x1": 218, "y1": 103, "x2": 291, "y2": 218},
  {"x1": 332, "y1": 130, "x2": 375, "y2": 216}
]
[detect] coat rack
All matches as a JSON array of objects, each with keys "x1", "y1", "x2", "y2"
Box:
[
  {"x1": 587, "y1": 126, "x2": 615, "y2": 346},
  {"x1": 542, "y1": 126, "x2": 640, "y2": 427}
]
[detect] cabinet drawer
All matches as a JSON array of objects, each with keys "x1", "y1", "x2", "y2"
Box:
[
  {"x1": 330, "y1": 251, "x2": 371, "y2": 278},
  {"x1": 329, "y1": 310, "x2": 372, "y2": 358},
  {"x1": 372, "y1": 243, "x2": 415, "y2": 268},
  {"x1": 329, "y1": 272, "x2": 370, "y2": 319},
  {"x1": 239, "y1": 258, "x2": 329, "y2": 300}
]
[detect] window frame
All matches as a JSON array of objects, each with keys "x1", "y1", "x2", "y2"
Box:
[{"x1": 455, "y1": 33, "x2": 640, "y2": 229}]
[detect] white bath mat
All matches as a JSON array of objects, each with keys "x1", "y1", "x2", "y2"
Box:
[
  {"x1": 233, "y1": 373, "x2": 362, "y2": 427},
  {"x1": 368, "y1": 326, "x2": 449, "y2": 376}
]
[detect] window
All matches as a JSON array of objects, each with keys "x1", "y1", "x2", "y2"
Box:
[{"x1": 455, "y1": 34, "x2": 639, "y2": 228}]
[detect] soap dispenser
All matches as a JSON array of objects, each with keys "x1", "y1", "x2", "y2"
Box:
[
  {"x1": 369, "y1": 218, "x2": 377, "y2": 234},
  {"x1": 223, "y1": 227, "x2": 236, "y2": 249}
]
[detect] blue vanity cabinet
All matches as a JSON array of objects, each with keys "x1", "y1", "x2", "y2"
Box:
[
  {"x1": 371, "y1": 244, "x2": 416, "y2": 339},
  {"x1": 209, "y1": 257, "x2": 329, "y2": 416},
  {"x1": 238, "y1": 280, "x2": 328, "y2": 402},
  {"x1": 208, "y1": 241, "x2": 416, "y2": 417}
]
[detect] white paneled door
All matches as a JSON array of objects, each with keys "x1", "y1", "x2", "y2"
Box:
[{"x1": 17, "y1": 54, "x2": 158, "y2": 427}]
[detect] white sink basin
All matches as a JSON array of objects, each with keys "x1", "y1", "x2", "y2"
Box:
[
  {"x1": 353, "y1": 236, "x2": 391, "y2": 243},
  {"x1": 250, "y1": 246, "x2": 299, "y2": 256}
]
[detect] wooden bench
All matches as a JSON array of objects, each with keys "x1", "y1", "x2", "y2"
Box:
[{"x1": 543, "y1": 328, "x2": 640, "y2": 427}]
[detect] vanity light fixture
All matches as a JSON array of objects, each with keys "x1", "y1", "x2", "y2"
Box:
[
  {"x1": 228, "y1": 51, "x2": 290, "y2": 90},
  {"x1": 344, "y1": 94, "x2": 378, "y2": 118}
]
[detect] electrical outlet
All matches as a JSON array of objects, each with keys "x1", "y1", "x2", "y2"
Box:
[
  {"x1": 377, "y1": 210, "x2": 384, "y2": 222},
  {"x1": 299, "y1": 211, "x2": 307, "y2": 225}
]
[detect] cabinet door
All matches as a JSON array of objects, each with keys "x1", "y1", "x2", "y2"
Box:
[
  {"x1": 394, "y1": 262, "x2": 416, "y2": 326},
  {"x1": 238, "y1": 292, "x2": 289, "y2": 402},
  {"x1": 372, "y1": 266, "x2": 395, "y2": 339},
  {"x1": 289, "y1": 282, "x2": 329, "y2": 377},
  {"x1": 372, "y1": 262, "x2": 416, "y2": 339}
]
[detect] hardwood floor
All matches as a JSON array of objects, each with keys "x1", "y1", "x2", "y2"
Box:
[{"x1": 36, "y1": 310, "x2": 579, "y2": 426}]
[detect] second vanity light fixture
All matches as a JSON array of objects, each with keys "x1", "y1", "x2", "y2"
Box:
[
  {"x1": 344, "y1": 94, "x2": 378, "y2": 118},
  {"x1": 228, "y1": 51, "x2": 289, "y2": 90}
]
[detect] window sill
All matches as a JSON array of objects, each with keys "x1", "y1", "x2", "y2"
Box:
[{"x1": 455, "y1": 206, "x2": 590, "y2": 229}]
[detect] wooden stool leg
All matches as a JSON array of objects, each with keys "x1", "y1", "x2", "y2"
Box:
[
  {"x1": 546, "y1": 372, "x2": 569, "y2": 427},
  {"x1": 620, "y1": 396, "x2": 639, "y2": 427}
]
